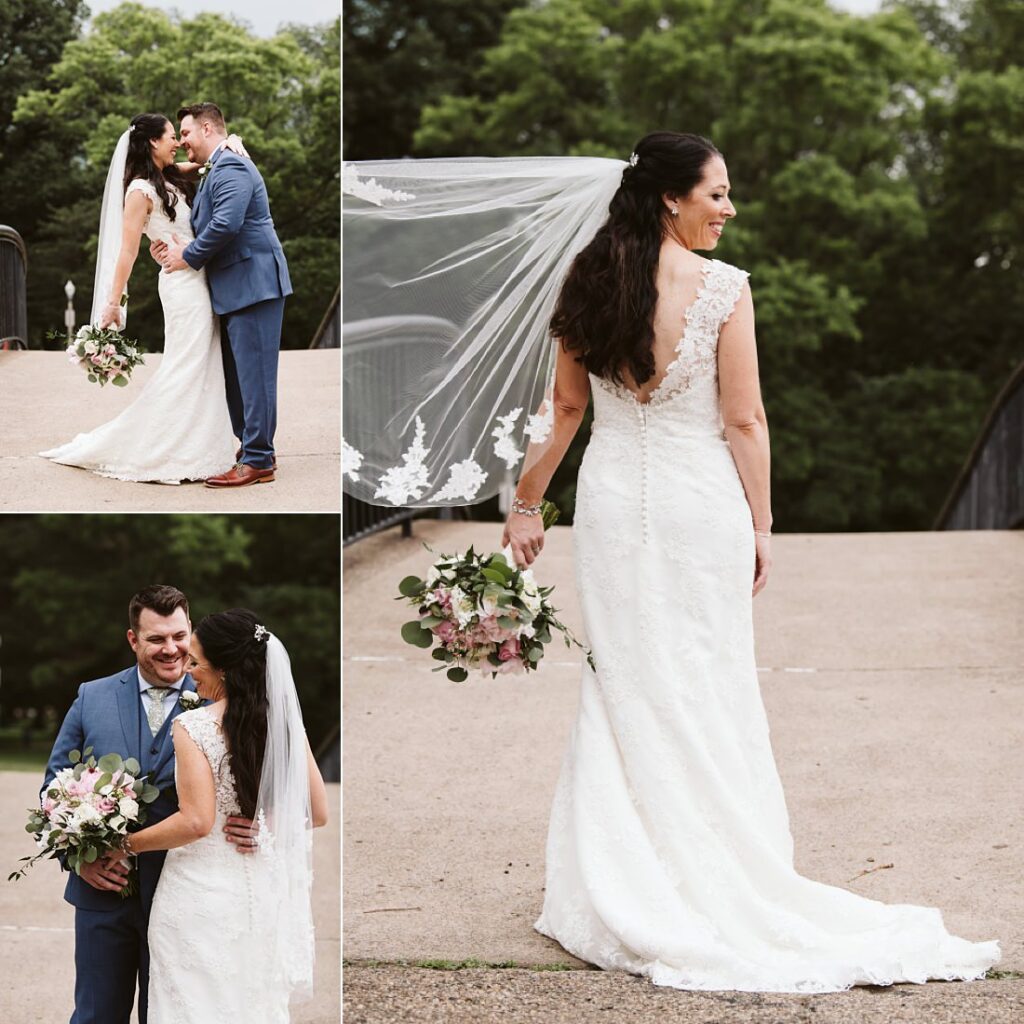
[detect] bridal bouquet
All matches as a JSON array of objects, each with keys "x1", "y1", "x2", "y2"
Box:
[
  {"x1": 397, "y1": 502, "x2": 594, "y2": 681},
  {"x1": 62, "y1": 325, "x2": 146, "y2": 387},
  {"x1": 9, "y1": 747, "x2": 160, "y2": 896}
]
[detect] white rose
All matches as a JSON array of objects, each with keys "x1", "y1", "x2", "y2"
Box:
[
  {"x1": 449, "y1": 586, "x2": 476, "y2": 627},
  {"x1": 118, "y1": 797, "x2": 140, "y2": 820},
  {"x1": 480, "y1": 592, "x2": 501, "y2": 617},
  {"x1": 73, "y1": 803, "x2": 102, "y2": 826}
]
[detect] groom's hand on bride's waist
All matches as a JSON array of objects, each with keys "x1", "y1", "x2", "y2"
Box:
[
  {"x1": 159, "y1": 234, "x2": 190, "y2": 273},
  {"x1": 224, "y1": 814, "x2": 259, "y2": 855},
  {"x1": 149, "y1": 239, "x2": 168, "y2": 266}
]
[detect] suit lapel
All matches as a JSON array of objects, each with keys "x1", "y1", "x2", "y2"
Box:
[{"x1": 116, "y1": 667, "x2": 142, "y2": 760}]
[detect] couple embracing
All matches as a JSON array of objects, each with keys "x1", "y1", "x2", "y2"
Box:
[
  {"x1": 43, "y1": 585, "x2": 329, "y2": 1023},
  {"x1": 42, "y1": 103, "x2": 291, "y2": 487}
]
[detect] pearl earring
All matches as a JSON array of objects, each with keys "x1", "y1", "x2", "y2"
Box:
[{"x1": 671, "y1": 207, "x2": 678, "y2": 217}]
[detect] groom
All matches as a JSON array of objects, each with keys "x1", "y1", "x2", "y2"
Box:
[
  {"x1": 157, "y1": 102, "x2": 292, "y2": 488},
  {"x1": 42, "y1": 585, "x2": 254, "y2": 1024}
]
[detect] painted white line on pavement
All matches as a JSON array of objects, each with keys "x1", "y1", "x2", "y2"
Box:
[{"x1": 0, "y1": 925, "x2": 74, "y2": 933}]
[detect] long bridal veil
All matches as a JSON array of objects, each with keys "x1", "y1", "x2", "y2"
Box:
[
  {"x1": 92, "y1": 129, "x2": 131, "y2": 329},
  {"x1": 255, "y1": 633, "x2": 315, "y2": 1003},
  {"x1": 342, "y1": 156, "x2": 625, "y2": 508}
]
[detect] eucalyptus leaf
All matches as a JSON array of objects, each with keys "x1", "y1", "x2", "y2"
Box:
[{"x1": 401, "y1": 621, "x2": 434, "y2": 648}]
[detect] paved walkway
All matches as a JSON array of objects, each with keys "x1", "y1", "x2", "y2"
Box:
[
  {"x1": 343, "y1": 523, "x2": 1024, "y2": 1021},
  {"x1": 0, "y1": 350, "x2": 340, "y2": 511},
  {"x1": 0, "y1": 771, "x2": 340, "y2": 1023}
]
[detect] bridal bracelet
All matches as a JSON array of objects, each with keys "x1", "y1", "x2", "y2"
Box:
[
  {"x1": 511, "y1": 496, "x2": 543, "y2": 516},
  {"x1": 754, "y1": 530, "x2": 772, "y2": 538}
]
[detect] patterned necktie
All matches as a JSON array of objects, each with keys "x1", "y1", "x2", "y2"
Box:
[{"x1": 146, "y1": 687, "x2": 173, "y2": 736}]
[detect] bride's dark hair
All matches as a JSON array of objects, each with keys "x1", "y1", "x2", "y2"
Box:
[
  {"x1": 194, "y1": 608, "x2": 269, "y2": 819},
  {"x1": 122, "y1": 113, "x2": 195, "y2": 221},
  {"x1": 550, "y1": 131, "x2": 721, "y2": 387}
]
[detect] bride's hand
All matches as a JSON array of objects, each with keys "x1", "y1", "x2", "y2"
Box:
[
  {"x1": 97, "y1": 302, "x2": 122, "y2": 330},
  {"x1": 223, "y1": 133, "x2": 250, "y2": 159},
  {"x1": 502, "y1": 510, "x2": 545, "y2": 569},
  {"x1": 753, "y1": 533, "x2": 772, "y2": 597}
]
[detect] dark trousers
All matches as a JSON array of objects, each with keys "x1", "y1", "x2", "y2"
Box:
[
  {"x1": 71, "y1": 900, "x2": 149, "y2": 1024},
  {"x1": 220, "y1": 296, "x2": 285, "y2": 470}
]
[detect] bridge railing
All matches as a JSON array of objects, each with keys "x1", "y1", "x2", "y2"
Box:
[
  {"x1": 935, "y1": 361, "x2": 1024, "y2": 530},
  {"x1": 0, "y1": 225, "x2": 28, "y2": 349}
]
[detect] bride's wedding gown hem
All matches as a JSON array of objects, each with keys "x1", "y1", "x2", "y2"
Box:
[
  {"x1": 533, "y1": 257, "x2": 1001, "y2": 993},
  {"x1": 40, "y1": 178, "x2": 236, "y2": 484}
]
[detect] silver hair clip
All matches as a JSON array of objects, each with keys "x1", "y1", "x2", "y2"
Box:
[
  {"x1": 254, "y1": 624, "x2": 269, "y2": 642},
  {"x1": 628, "y1": 152, "x2": 639, "y2": 167}
]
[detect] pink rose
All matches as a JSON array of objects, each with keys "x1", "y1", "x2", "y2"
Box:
[
  {"x1": 496, "y1": 657, "x2": 526, "y2": 675},
  {"x1": 434, "y1": 589, "x2": 452, "y2": 610},
  {"x1": 434, "y1": 620, "x2": 457, "y2": 642},
  {"x1": 498, "y1": 637, "x2": 521, "y2": 662},
  {"x1": 97, "y1": 797, "x2": 116, "y2": 814},
  {"x1": 41, "y1": 796, "x2": 56, "y2": 814}
]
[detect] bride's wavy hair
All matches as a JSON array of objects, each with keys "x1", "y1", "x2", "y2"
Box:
[
  {"x1": 550, "y1": 131, "x2": 721, "y2": 387},
  {"x1": 194, "y1": 608, "x2": 270, "y2": 819},
  {"x1": 122, "y1": 113, "x2": 195, "y2": 221}
]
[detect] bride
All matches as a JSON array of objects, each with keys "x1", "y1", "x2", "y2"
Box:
[
  {"x1": 40, "y1": 113, "x2": 241, "y2": 484},
  {"x1": 343, "y1": 132, "x2": 1001, "y2": 992},
  {"x1": 111, "y1": 609, "x2": 329, "y2": 1021}
]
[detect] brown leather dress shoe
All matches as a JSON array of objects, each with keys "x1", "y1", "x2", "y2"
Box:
[
  {"x1": 235, "y1": 448, "x2": 277, "y2": 469},
  {"x1": 205, "y1": 463, "x2": 276, "y2": 488}
]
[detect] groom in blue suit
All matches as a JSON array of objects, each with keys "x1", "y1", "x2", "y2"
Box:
[
  {"x1": 43, "y1": 585, "x2": 247, "y2": 1024},
  {"x1": 159, "y1": 102, "x2": 293, "y2": 488}
]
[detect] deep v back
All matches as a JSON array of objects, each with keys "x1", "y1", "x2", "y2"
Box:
[{"x1": 618, "y1": 256, "x2": 716, "y2": 405}]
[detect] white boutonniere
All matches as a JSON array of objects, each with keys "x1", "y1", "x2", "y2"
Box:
[
  {"x1": 197, "y1": 159, "x2": 213, "y2": 189},
  {"x1": 178, "y1": 691, "x2": 202, "y2": 711}
]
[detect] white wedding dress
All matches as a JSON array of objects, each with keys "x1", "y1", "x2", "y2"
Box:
[
  {"x1": 148, "y1": 708, "x2": 293, "y2": 1022},
  {"x1": 533, "y1": 257, "x2": 1001, "y2": 992},
  {"x1": 40, "y1": 179, "x2": 236, "y2": 483}
]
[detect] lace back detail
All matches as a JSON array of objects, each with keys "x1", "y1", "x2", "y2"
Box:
[{"x1": 175, "y1": 707, "x2": 242, "y2": 816}]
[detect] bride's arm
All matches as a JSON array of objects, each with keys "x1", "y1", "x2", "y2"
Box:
[
  {"x1": 98, "y1": 189, "x2": 150, "y2": 329},
  {"x1": 306, "y1": 734, "x2": 329, "y2": 828},
  {"x1": 717, "y1": 279, "x2": 773, "y2": 596},
  {"x1": 122, "y1": 722, "x2": 215, "y2": 854},
  {"x1": 501, "y1": 338, "x2": 591, "y2": 569}
]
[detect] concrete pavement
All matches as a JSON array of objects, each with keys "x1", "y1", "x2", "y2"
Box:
[
  {"x1": 343, "y1": 523, "x2": 1024, "y2": 1021},
  {"x1": 0, "y1": 350, "x2": 340, "y2": 511},
  {"x1": 0, "y1": 771, "x2": 340, "y2": 1023}
]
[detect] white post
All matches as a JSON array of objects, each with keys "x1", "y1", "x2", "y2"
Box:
[{"x1": 63, "y1": 280, "x2": 76, "y2": 341}]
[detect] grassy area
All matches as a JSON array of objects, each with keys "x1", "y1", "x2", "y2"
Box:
[{"x1": 0, "y1": 735, "x2": 52, "y2": 773}]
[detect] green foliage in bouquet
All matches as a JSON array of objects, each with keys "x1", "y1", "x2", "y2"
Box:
[{"x1": 396, "y1": 500, "x2": 594, "y2": 682}]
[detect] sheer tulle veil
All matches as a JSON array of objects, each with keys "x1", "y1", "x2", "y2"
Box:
[
  {"x1": 93, "y1": 129, "x2": 131, "y2": 329},
  {"x1": 255, "y1": 633, "x2": 315, "y2": 1003},
  {"x1": 342, "y1": 156, "x2": 626, "y2": 508}
]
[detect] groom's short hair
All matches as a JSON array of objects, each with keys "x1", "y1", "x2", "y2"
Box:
[
  {"x1": 177, "y1": 102, "x2": 225, "y2": 133},
  {"x1": 129, "y1": 585, "x2": 190, "y2": 633}
]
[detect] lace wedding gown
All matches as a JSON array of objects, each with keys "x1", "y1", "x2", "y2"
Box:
[
  {"x1": 40, "y1": 179, "x2": 236, "y2": 483},
  {"x1": 148, "y1": 708, "x2": 293, "y2": 1023},
  {"x1": 533, "y1": 257, "x2": 1001, "y2": 992}
]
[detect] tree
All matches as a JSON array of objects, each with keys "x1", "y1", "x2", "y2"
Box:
[
  {"x1": 343, "y1": 0, "x2": 521, "y2": 159},
  {"x1": 4, "y1": 4, "x2": 339, "y2": 350}
]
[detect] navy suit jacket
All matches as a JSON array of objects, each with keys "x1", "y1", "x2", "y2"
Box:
[
  {"x1": 43, "y1": 667, "x2": 198, "y2": 912},
  {"x1": 183, "y1": 146, "x2": 293, "y2": 315}
]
